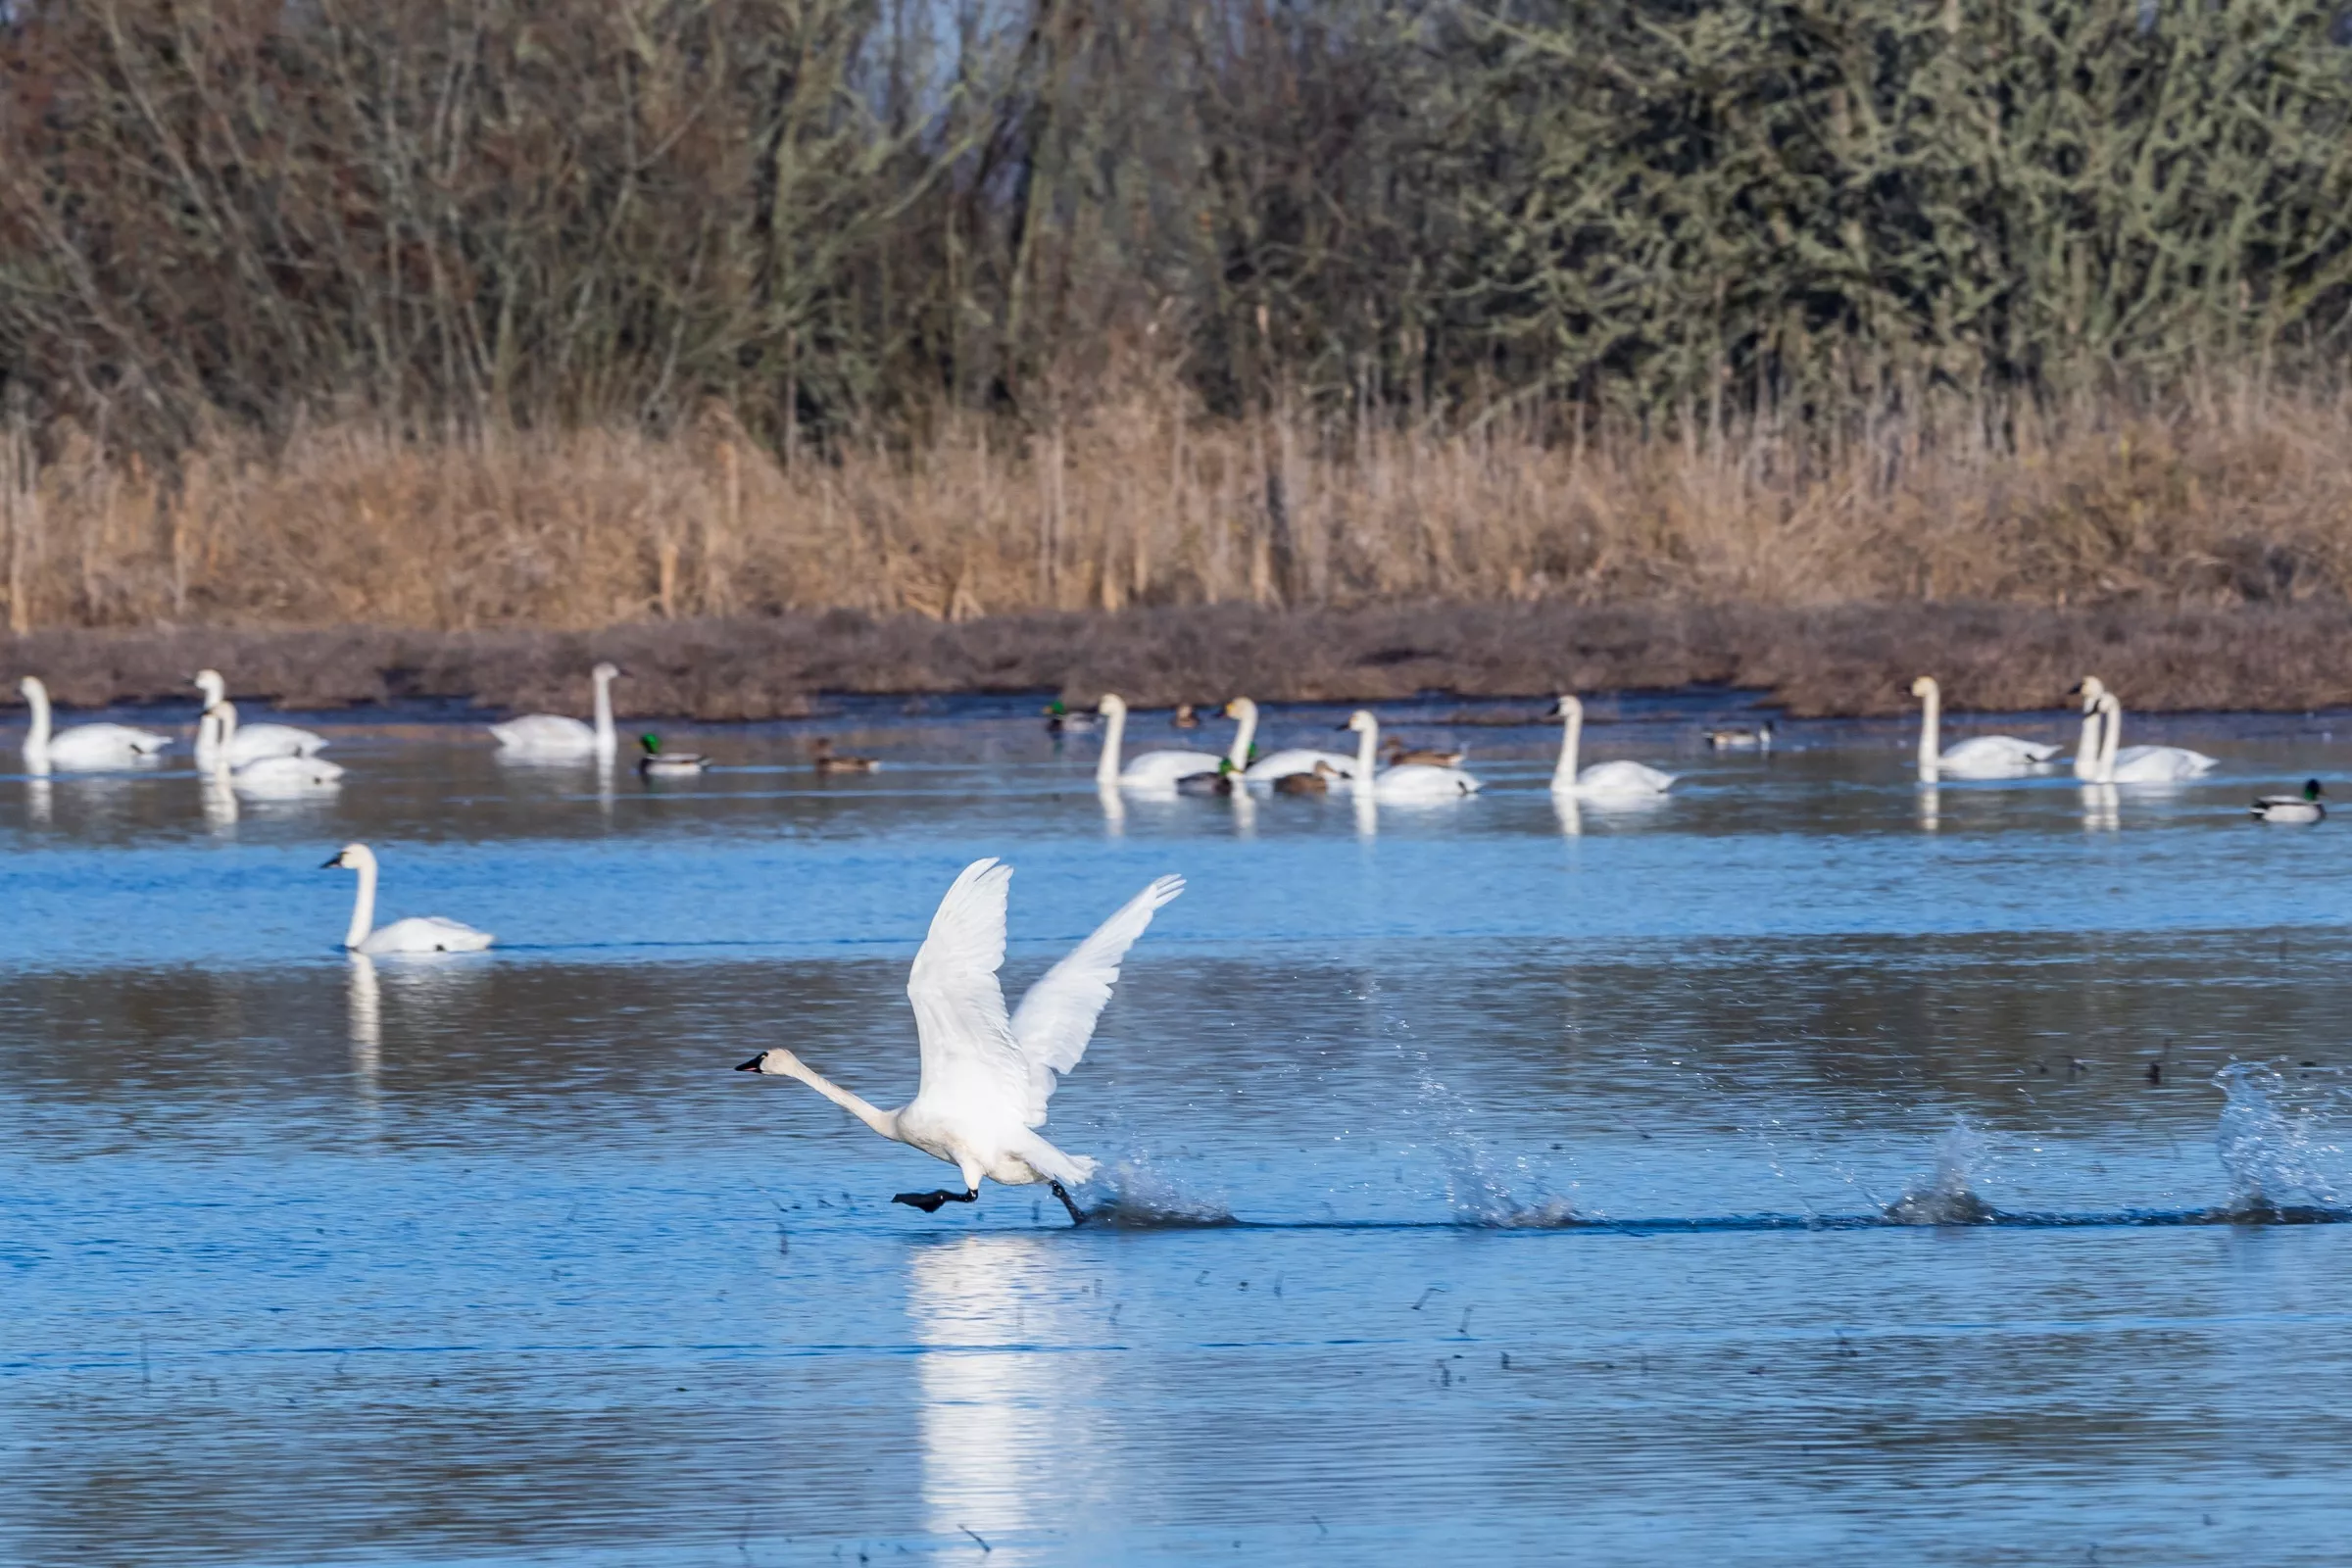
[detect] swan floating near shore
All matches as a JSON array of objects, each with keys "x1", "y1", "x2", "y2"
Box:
[
  {"x1": 2092, "y1": 690, "x2": 2217, "y2": 783},
  {"x1": 1910, "y1": 676, "x2": 2060, "y2": 778},
  {"x1": 17, "y1": 676, "x2": 171, "y2": 770},
  {"x1": 192, "y1": 670, "x2": 326, "y2": 763},
  {"x1": 1095, "y1": 694, "x2": 1224, "y2": 790},
  {"x1": 1550, "y1": 696, "x2": 1674, "y2": 798},
  {"x1": 491, "y1": 662, "x2": 620, "y2": 758},
  {"x1": 737, "y1": 858, "x2": 1184, "y2": 1224},
  {"x1": 1224, "y1": 697, "x2": 1356, "y2": 783}
]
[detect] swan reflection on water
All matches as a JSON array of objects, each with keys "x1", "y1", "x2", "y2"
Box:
[
  {"x1": 1916, "y1": 780, "x2": 1939, "y2": 833},
  {"x1": 199, "y1": 773, "x2": 239, "y2": 834},
  {"x1": 2081, "y1": 783, "x2": 2121, "y2": 832},
  {"x1": 346, "y1": 953, "x2": 382, "y2": 1098},
  {"x1": 911, "y1": 1234, "x2": 1108, "y2": 1554}
]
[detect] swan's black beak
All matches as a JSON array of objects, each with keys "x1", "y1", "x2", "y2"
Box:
[
  {"x1": 318, "y1": 854, "x2": 343, "y2": 868},
  {"x1": 735, "y1": 1055, "x2": 762, "y2": 1072},
  {"x1": 2065, "y1": 680, "x2": 2085, "y2": 696}
]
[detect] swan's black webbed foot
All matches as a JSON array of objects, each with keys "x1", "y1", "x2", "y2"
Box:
[
  {"x1": 894, "y1": 1188, "x2": 979, "y2": 1214},
  {"x1": 1050, "y1": 1181, "x2": 1089, "y2": 1226}
]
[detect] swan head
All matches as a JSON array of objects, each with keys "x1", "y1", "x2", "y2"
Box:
[
  {"x1": 592, "y1": 662, "x2": 621, "y2": 683},
  {"x1": 320, "y1": 843, "x2": 375, "y2": 873},
  {"x1": 193, "y1": 668, "x2": 226, "y2": 703},
  {"x1": 1909, "y1": 676, "x2": 1936, "y2": 700},
  {"x1": 17, "y1": 675, "x2": 42, "y2": 701},
  {"x1": 1551, "y1": 695, "x2": 1583, "y2": 721},
  {"x1": 1224, "y1": 698, "x2": 1255, "y2": 720},
  {"x1": 2068, "y1": 676, "x2": 2106, "y2": 710},
  {"x1": 1097, "y1": 694, "x2": 1127, "y2": 717},
  {"x1": 736, "y1": 1048, "x2": 804, "y2": 1075},
  {"x1": 1346, "y1": 710, "x2": 1377, "y2": 734}
]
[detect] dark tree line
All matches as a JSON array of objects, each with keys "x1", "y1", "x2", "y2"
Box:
[{"x1": 4, "y1": 0, "x2": 2351, "y2": 457}]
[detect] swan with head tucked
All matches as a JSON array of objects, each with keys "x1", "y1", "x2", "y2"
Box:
[
  {"x1": 1095, "y1": 694, "x2": 1225, "y2": 790},
  {"x1": 2092, "y1": 691, "x2": 2217, "y2": 783},
  {"x1": 17, "y1": 676, "x2": 171, "y2": 769},
  {"x1": 1550, "y1": 696, "x2": 1674, "y2": 798},
  {"x1": 490, "y1": 662, "x2": 620, "y2": 756},
  {"x1": 191, "y1": 670, "x2": 326, "y2": 763},
  {"x1": 1910, "y1": 676, "x2": 2061, "y2": 777},
  {"x1": 1341, "y1": 710, "x2": 1480, "y2": 799},
  {"x1": 737, "y1": 858, "x2": 1184, "y2": 1225},
  {"x1": 322, "y1": 843, "x2": 494, "y2": 955},
  {"x1": 1224, "y1": 697, "x2": 1356, "y2": 783},
  {"x1": 202, "y1": 703, "x2": 345, "y2": 790}
]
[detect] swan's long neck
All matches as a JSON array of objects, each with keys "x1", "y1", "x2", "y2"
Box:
[
  {"x1": 1227, "y1": 702, "x2": 1257, "y2": 769},
  {"x1": 785, "y1": 1059, "x2": 902, "y2": 1142},
  {"x1": 1552, "y1": 700, "x2": 1583, "y2": 791},
  {"x1": 344, "y1": 853, "x2": 378, "y2": 950},
  {"x1": 22, "y1": 681, "x2": 50, "y2": 758},
  {"x1": 206, "y1": 702, "x2": 238, "y2": 774},
  {"x1": 1096, "y1": 703, "x2": 1126, "y2": 786},
  {"x1": 2072, "y1": 705, "x2": 2103, "y2": 780},
  {"x1": 2096, "y1": 694, "x2": 2123, "y2": 782},
  {"x1": 1916, "y1": 681, "x2": 1940, "y2": 770},
  {"x1": 1354, "y1": 715, "x2": 1378, "y2": 781},
  {"x1": 591, "y1": 673, "x2": 615, "y2": 752}
]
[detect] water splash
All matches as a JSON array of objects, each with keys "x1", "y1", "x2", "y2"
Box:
[
  {"x1": 2214, "y1": 1061, "x2": 2352, "y2": 1214},
  {"x1": 1883, "y1": 1115, "x2": 1999, "y2": 1225},
  {"x1": 1416, "y1": 1071, "x2": 1581, "y2": 1227},
  {"x1": 1085, "y1": 1156, "x2": 1235, "y2": 1228}
]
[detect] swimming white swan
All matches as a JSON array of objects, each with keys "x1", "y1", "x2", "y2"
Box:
[
  {"x1": 2071, "y1": 678, "x2": 2107, "y2": 780},
  {"x1": 17, "y1": 676, "x2": 172, "y2": 769},
  {"x1": 1343, "y1": 710, "x2": 1480, "y2": 800},
  {"x1": 737, "y1": 858, "x2": 1184, "y2": 1224},
  {"x1": 322, "y1": 842, "x2": 495, "y2": 955},
  {"x1": 2093, "y1": 691, "x2": 2217, "y2": 783},
  {"x1": 191, "y1": 670, "x2": 326, "y2": 763},
  {"x1": 202, "y1": 703, "x2": 346, "y2": 790},
  {"x1": 1094, "y1": 694, "x2": 1224, "y2": 789},
  {"x1": 1910, "y1": 676, "x2": 2061, "y2": 777},
  {"x1": 1224, "y1": 697, "x2": 1356, "y2": 783},
  {"x1": 490, "y1": 662, "x2": 620, "y2": 756},
  {"x1": 1549, "y1": 696, "x2": 1674, "y2": 798}
]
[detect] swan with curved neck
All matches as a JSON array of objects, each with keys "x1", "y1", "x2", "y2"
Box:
[
  {"x1": 1094, "y1": 694, "x2": 1224, "y2": 789},
  {"x1": 737, "y1": 858, "x2": 1183, "y2": 1225},
  {"x1": 1224, "y1": 697, "x2": 1356, "y2": 782},
  {"x1": 1550, "y1": 696, "x2": 1674, "y2": 797},
  {"x1": 490, "y1": 662, "x2": 620, "y2": 757},
  {"x1": 17, "y1": 676, "x2": 172, "y2": 770},
  {"x1": 1343, "y1": 710, "x2": 1479, "y2": 799},
  {"x1": 192, "y1": 670, "x2": 326, "y2": 763},
  {"x1": 2069, "y1": 678, "x2": 2108, "y2": 779},
  {"x1": 322, "y1": 842, "x2": 494, "y2": 955},
  {"x1": 202, "y1": 703, "x2": 345, "y2": 789},
  {"x1": 1909, "y1": 676, "x2": 2061, "y2": 777},
  {"x1": 2093, "y1": 691, "x2": 2217, "y2": 783}
]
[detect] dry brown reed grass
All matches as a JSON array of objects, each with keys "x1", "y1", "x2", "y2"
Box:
[{"x1": 9, "y1": 376, "x2": 2352, "y2": 637}]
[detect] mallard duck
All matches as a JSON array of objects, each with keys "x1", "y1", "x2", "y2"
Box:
[
  {"x1": 1175, "y1": 760, "x2": 1242, "y2": 796},
  {"x1": 1704, "y1": 722, "x2": 1774, "y2": 751},
  {"x1": 812, "y1": 737, "x2": 879, "y2": 773},
  {"x1": 2252, "y1": 779, "x2": 2326, "y2": 823},
  {"x1": 1044, "y1": 700, "x2": 1098, "y2": 735},
  {"x1": 1274, "y1": 760, "x2": 1342, "y2": 795},
  {"x1": 637, "y1": 733, "x2": 710, "y2": 775},
  {"x1": 1386, "y1": 741, "x2": 1466, "y2": 767}
]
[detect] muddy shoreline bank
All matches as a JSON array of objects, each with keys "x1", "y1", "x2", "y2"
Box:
[{"x1": 6, "y1": 602, "x2": 2350, "y2": 721}]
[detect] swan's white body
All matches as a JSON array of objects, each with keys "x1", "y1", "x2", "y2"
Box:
[
  {"x1": 491, "y1": 662, "x2": 620, "y2": 757},
  {"x1": 1095, "y1": 695, "x2": 1224, "y2": 789},
  {"x1": 1224, "y1": 698, "x2": 1356, "y2": 783},
  {"x1": 192, "y1": 670, "x2": 326, "y2": 763},
  {"x1": 739, "y1": 858, "x2": 1183, "y2": 1216},
  {"x1": 1549, "y1": 696, "x2": 1674, "y2": 798},
  {"x1": 17, "y1": 677, "x2": 171, "y2": 769},
  {"x1": 2093, "y1": 691, "x2": 2216, "y2": 783},
  {"x1": 1342, "y1": 710, "x2": 1480, "y2": 800},
  {"x1": 203, "y1": 703, "x2": 345, "y2": 790},
  {"x1": 1910, "y1": 676, "x2": 2060, "y2": 777},
  {"x1": 324, "y1": 842, "x2": 494, "y2": 955}
]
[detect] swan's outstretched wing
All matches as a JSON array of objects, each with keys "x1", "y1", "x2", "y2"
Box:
[
  {"x1": 906, "y1": 858, "x2": 1033, "y2": 1118},
  {"x1": 1009, "y1": 874, "x2": 1185, "y2": 1124}
]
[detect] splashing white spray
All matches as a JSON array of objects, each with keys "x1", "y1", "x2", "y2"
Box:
[{"x1": 2214, "y1": 1062, "x2": 2351, "y2": 1213}]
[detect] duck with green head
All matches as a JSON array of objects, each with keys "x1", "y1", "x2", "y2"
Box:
[{"x1": 637, "y1": 732, "x2": 709, "y2": 775}]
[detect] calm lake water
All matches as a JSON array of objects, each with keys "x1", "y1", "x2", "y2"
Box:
[{"x1": 7, "y1": 693, "x2": 2352, "y2": 1565}]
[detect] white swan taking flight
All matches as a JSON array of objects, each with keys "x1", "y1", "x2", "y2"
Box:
[
  {"x1": 1910, "y1": 676, "x2": 2061, "y2": 777},
  {"x1": 1550, "y1": 695, "x2": 1675, "y2": 798},
  {"x1": 738, "y1": 858, "x2": 1184, "y2": 1224},
  {"x1": 322, "y1": 842, "x2": 495, "y2": 955},
  {"x1": 192, "y1": 670, "x2": 326, "y2": 763},
  {"x1": 17, "y1": 676, "x2": 172, "y2": 769},
  {"x1": 2092, "y1": 690, "x2": 2217, "y2": 783},
  {"x1": 1223, "y1": 697, "x2": 1356, "y2": 783},
  {"x1": 491, "y1": 662, "x2": 620, "y2": 756},
  {"x1": 1094, "y1": 694, "x2": 1225, "y2": 789},
  {"x1": 1342, "y1": 710, "x2": 1480, "y2": 799},
  {"x1": 202, "y1": 702, "x2": 345, "y2": 789}
]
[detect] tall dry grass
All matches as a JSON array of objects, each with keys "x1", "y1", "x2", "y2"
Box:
[{"x1": 11, "y1": 377, "x2": 2352, "y2": 636}]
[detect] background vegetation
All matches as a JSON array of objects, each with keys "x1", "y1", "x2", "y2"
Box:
[{"x1": 4, "y1": 0, "x2": 2352, "y2": 632}]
